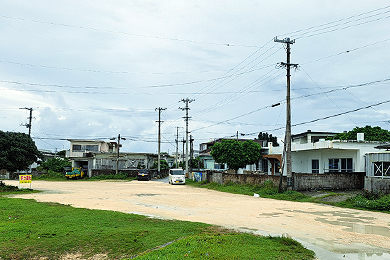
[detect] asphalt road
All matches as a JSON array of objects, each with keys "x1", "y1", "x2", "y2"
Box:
[{"x1": 4, "y1": 179, "x2": 390, "y2": 260}]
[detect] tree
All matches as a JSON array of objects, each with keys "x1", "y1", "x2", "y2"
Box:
[
  {"x1": 258, "y1": 132, "x2": 279, "y2": 146},
  {"x1": 210, "y1": 139, "x2": 262, "y2": 172},
  {"x1": 331, "y1": 125, "x2": 390, "y2": 142},
  {"x1": 37, "y1": 157, "x2": 71, "y2": 173},
  {"x1": 0, "y1": 131, "x2": 42, "y2": 172},
  {"x1": 189, "y1": 157, "x2": 201, "y2": 169},
  {"x1": 151, "y1": 160, "x2": 169, "y2": 169},
  {"x1": 56, "y1": 150, "x2": 67, "y2": 158}
]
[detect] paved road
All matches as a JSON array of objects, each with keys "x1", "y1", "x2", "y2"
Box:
[{"x1": 5, "y1": 179, "x2": 390, "y2": 260}]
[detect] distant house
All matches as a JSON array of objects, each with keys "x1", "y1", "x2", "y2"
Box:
[{"x1": 66, "y1": 139, "x2": 157, "y2": 177}]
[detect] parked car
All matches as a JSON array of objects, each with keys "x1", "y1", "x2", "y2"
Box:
[
  {"x1": 137, "y1": 169, "x2": 151, "y2": 181},
  {"x1": 168, "y1": 169, "x2": 185, "y2": 185}
]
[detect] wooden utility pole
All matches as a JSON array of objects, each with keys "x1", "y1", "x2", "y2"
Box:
[
  {"x1": 156, "y1": 107, "x2": 166, "y2": 176},
  {"x1": 274, "y1": 37, "x2": 298, "y2": 189}
]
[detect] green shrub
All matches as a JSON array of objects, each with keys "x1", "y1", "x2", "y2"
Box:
[
  {"x1": 89, "y1": 172, "x2": 133, "y2": 180},
  {"x1": 351, "y1": 193, "x2": 390, "y2": 211},
  {"x1": 35, "y1": 170, "x2": 66, "y2": 180}
]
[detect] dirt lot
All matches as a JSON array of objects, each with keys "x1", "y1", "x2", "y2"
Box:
[{"x1": 4, "y1": 180, "x2": 390, "y2": 260}]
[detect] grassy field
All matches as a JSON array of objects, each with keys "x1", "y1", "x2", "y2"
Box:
[{"x1": 0, "y1": 182, "x2": 315, "y2": 260}]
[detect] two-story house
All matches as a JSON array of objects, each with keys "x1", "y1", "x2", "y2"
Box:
[{"x1": 66, "y1": 139, "x2": 157, "y2": 177}]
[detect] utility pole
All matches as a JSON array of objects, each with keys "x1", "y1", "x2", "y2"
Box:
[
  {"x1": 274, "y1": 37, "x2": 298, "y2": 189},
  {"x1": 19, "y1": 107, "x2": 33, "y2": 136},
  {"x1": 112, "y1": 134, "x2": 126, "y2": 175},
  {"x1": 156, "y1": 107, "x2": 166, "y2": 177},
  {"x1": 179, "y1": 98, "x2": 194, "y2": 175},
  {"x1": 175, "y1": 127, "x2": 180, "y2": 167},
  {"x1": 181, "y1": 138, "x2": 186, "y2": 169},
  {"x1": 189, "y1": 135, "x2": 194, "y2": 173}
]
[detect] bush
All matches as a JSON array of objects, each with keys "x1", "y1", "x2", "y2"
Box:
[
  {"x1": 0, "y1": 181, "x2": 18, "y2": 192},
  {"x1": 350, "y1": 192, "x2": 390, "y2": 211},
  {"x1": 89, "y1": 172, "x2": 133, "y2": 180},
  {"x1": 35, "y1": 170, "x2": 66, "y2": 180},
  {"x1": 37, "y1": 157, "x2": 71, "y2": 173}
]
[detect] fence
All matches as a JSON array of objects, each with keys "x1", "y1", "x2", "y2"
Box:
[{"x1": 201, "y1": 171, "x2": 365, "y2": 191}]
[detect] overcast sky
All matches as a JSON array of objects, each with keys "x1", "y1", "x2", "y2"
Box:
[{"x1": 1, "y1": 1, "x2": 389, "y2": 154}]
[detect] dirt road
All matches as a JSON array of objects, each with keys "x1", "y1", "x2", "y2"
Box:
[{"x1": 4, "y1": 179, "x2": 390, "y2": 260}]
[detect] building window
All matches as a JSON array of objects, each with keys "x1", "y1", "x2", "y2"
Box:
[
  {"x1": 341, "y1": 158, "x2": 353, "y2": 172},
  {"x1": 328, "y1": 159, "x2": 339, "y2": 172},
  {"x1": 260, "y1": 159, "x2": 268, "y2": 173},
  {"x1": 86, "y1": 145, "x2": 98, "y2": 152},
  {"x1": 328, "y1": 158, "x2": 353, "y2": 172},
  {"x1": 72, "y1": 145, "x2": 82, "y2": 151},
  {"x1": 312, "y1": 159, "x2": 319, "y2": 173},
  {"x1": 374, "y1": 162, "x2": 390, "y2": 177}
]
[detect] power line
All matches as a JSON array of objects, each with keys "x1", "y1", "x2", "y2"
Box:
[{"x1": 0, "y1": 15, "x2": 260, "y2": 48}]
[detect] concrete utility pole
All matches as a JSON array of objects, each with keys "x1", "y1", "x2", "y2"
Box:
[
  {"x1": 175, "y1": 127, "x2": 180, "y2": 167},
  {"x1": 274, "y1": 37, "x2": 298, "y2": 189},
  {"x1": 179, "y1": 98, "x2": 194, "y2": 175},
  {"x1": 181, "y1": 138, "x2": 186, "y2": 169},
  {"x1": 114, "y1": 134, "x2": 126, "y2": 175},
  {"x1": 156, "y1": 107, "x2": 166, "y2": 176},
  {"x1": 189, "y1": 135, "x2": 194, "y2": 173},
  {"x1": 19, "y1": 107, "x2": 33, "y2": 136}
]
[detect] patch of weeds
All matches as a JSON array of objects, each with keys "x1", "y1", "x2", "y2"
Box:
[
  {"x1": 88, "y1": 172, "x2": 135, "y2": 180},
  {"x1": 34, "y1": 170, "x2": 67, "y2": 180},
  {"x1": 0, "y1": 181, "x2": 35, "y2": 195}
]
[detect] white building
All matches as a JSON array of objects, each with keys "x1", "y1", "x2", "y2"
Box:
[{"x1": 264, "y1": 130, "x2": 390, "y2": 175}]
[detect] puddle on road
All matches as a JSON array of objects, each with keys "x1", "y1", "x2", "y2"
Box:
[
  {"x1": 136, "y1": 193, "x2": 159, "y2": 197},
  {"x1": 315, "y1": 217, "x2": 390, "y2": 238},
  {"x1": 258, "y1": 212, "x2": 283, "y2": 217},
  {"x1": 257, "y1": 209, "x2": 390, "y2": 259},
  {"x1": 239, "y1": 227, "x2": 390, "y2": 260}
]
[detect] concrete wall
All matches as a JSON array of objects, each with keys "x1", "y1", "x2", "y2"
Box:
[
  {"x1": 204, "y1": 171, "x2": 286, "y2": 188},
  {"x1": 203, "y1": 171, "x2": 364, "y2": 191},
  {"x1": 293, "y1": 172, "x2": 365, "y2": 191},
  {"x1": 364, "y1": 177, "x2": 390, "y2": 194}
]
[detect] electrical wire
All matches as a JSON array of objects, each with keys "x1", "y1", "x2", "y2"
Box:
[{"x1": 0, "y1": 15, "x2": 260, "y2": 48}]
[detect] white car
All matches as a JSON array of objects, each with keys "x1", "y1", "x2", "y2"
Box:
[{"x1": 168, "y1": 169, "x2": 185, "y2": 185}]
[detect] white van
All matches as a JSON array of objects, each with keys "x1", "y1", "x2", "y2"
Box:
[{"x1": 168, "y1": 169, "x2": 185, "y2": 185}]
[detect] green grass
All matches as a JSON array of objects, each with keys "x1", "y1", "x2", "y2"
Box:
[
  {"x1": 135, "y1": 234, "x2": 313, "y2": 260},
  {"x1": 335, "y1": 192, "x2": 390, "y2": 213},
  {"x1": 1, "y1": 185, "x2": 315, "y2": 260},
  {"x1": 34, "y1": 170, "x2": 67, "y2": 180}
]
